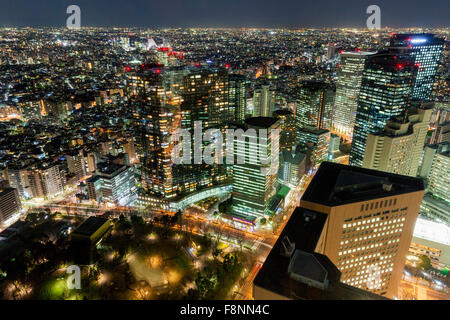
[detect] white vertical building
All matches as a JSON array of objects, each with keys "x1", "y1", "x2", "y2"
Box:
[
  {"x1": 331, "y1": 52, "x2": 375, "y2": 139},
  {"x1": 253, "y1": 85, "x2": 275, "y2": 117},
  {"x1": 363, "y1": 106, "x2": 432, "y2": 177}
]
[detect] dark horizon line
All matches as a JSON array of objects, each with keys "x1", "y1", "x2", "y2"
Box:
[{"x1": 1, "y1": 25, "x2": 449, "y2": 30}]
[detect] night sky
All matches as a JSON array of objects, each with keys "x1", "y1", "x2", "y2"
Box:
[{"x1": 0, "y1": 0, "x2": 449, "y2": 28}]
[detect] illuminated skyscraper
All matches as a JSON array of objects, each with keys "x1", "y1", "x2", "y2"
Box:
[
  {"x1": 255, "y1": 162, "x2": 424, "y2": 299},
  {"x1": 427, "y1": 149, "x2": 450, "y2": 204},
  {"x1": 253, "y1": 85, "x2": 275, "y2": 117},
  {"x1": 0, "y1": 187, "x2": 22, "y2": 226},
  {"x1": 350, "y1": 53, "x2": 418, "y2": 167},
  {"x1": 363, "y1": 104, "x2": 432, "y2": 176},
  {"x1": 296, "y1": 81, "x2": 334, "y2": 135},
  {"x1": 128, "y1": 66, "x2": 230, "y2": 208},
  {"x1": 228, "y1": 74, "x2": 247, "y2": 122},
  {"x1": 232, "y1": 117, "x2": 280, "y2": 222},
  {"x1": 389, "y1": 34, "x2": 444, "y2": 101},
  {"x1": 332, "y1": 52, "x2": 375, "y2": 139},
  {"x1": 181, "y1": 67, "x2": 231, "y2": 129},
  {"x1": 297, "y1": 127, "x2": 330, "y2": 169},
  {"x1": 128, "y1": 67, "x2": 184, "y2": 199},
  {"x1": 419, "y1": 143, "x2": 450, "y2": 226},
  {"x1": 273, "y1": 109, "x2": 296, "y2": 150}
]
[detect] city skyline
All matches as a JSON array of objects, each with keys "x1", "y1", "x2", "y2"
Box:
[
  {"x1": 0, "y1": 0, "x2": 449, "y2": 28},
  {"x1": 0, "y1": 2, "x2": 448, "y2": 305}
]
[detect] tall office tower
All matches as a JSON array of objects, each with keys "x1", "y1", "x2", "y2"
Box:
[
  {"x1": 363, "y1": 105, "x2": 432, "y2": 176},
  {"x1": 389, "y1": 34, "x2": 444, "y2": 101},
  {"x1": 332, "y1": 52, "x2": 374, "y2": 139},
  {"x1": 127, "y1": 67, "x2": 184, "y2": 199},
  {"x1": 349, "y1": 53, "x2": 418, "y2": 167},
  {"x1": 419, "y1": 143, "x2": 450, "y2": 226},
  {"x1": 297, "y1": 127, "x2": 330, "y2": 169},
  {"x1": 128, "y1": 66, "x2": 229, "y2": 203},
  {"x1": 296, "y1": 162, "x2": 424, "y2": 299},
  {"x1": 179, "y1": 67, "x2": 230, "y2": 191},
  {"x1": 427, "y1": 149, "x2": 450, "y2": 204},
  {"x1": 296, "y1": 81, "x2": 334, "y2": 132},
  {"x1": 253, "y1": 85, "x2": 276, "y2": 117},
  {"x1": 326, "y1": 44, "x2": 336, "y2": 61},
  {"x1": 273, "y1": 109, "x2": 296, "y2": 150},
  {"x1": 228, "y1": 74, "x2": 247, "y2": 122},
  {"x1": 66, "y1": 149, "x2": 87, "y2": 181},
  {"x1": 0, "y1": 187, "x2": 22, "y2": 226},
  {"x1": 418, "y1": 142, "x2": 449, "y2": 179},
  {"x1": 329, "y1": 134, "x2": 341, "y2": 157},
  {"x1": 181, "y1": 68, "x2": 231, "y2": 129},
  {"x1": 232, "y1": 117, "x2": 280, "y2": 223}
]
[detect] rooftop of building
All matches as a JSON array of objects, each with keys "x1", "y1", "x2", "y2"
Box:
[
  {"x1": 0, "y1": 187, "x2": 16, "y2": 196},
  {"x1": 341, "y1": 51, "x2": 376, "y2": 56},
  {"x1": 298, "y1": 126, "x2": 329, "y2": 135},
  {"x1": 96, "y1": 162, "x2": 129, "y2": 176},
  {"x1": 245, "y1": 116, "x2": 279, "y2": 129},
  {"x1": 71, "y1": 216, "x2": 110, "y2": 237},
  {"x1": 254, "y1": 206, "x2": 387, "y2": 300},
  {"x1": 273, "y1": 109, "x2": 293, "y2": 117},
  {"x1": 301, "y1": 161, "x2": 424, "y2": 207},
  {"x1": 390, "y1": 33, "x2": 444, "y2": 45}
]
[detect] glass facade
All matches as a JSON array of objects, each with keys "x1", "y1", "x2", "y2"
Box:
[
  {"x1": 389, "y1": 34, "x2": 444, "y2": 101},
  {"x1": 350, "y1": 53, "x2": 417, "y2": 167}
]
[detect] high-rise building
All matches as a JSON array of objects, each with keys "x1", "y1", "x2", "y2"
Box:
[
  {"x1": 278, "y1": 146, "x2": 306, "y2": 187},
  {"x1": 128, "y1": 67, "x2": 185, "y2": 199},
  {"x1": 326, "y1": 44, "x2": 336, "y2": 61},
  {"x1": 418, "y1": 142, "x2": 450, "y2": 225},
  {"x1": 418, "y1": 142, "x2": 449, "y2": 179},
  {"x1": 273, "y1": 109, "x2": 296, "y2": 150},
  {"x1": 389, "y1": 34, "x2": 444, "y2": 101},
  {"x1": 296, "y1": 81, "x2": 334, "y2": 133},
  {"x1": 328, "y1": 134, "x2": 341, "y2": 158},
  {"x1": 228, "y1": 74, "x2": 247, "y2": 122},
  {"x1": 232, "y1": 117, "x2": 280, "y2": 222},
  {"x1": 0, "y1": 187, "x2": 22, "y2": 226},
  {"x1": 363, "y1": 105, "x2": 432, "y2": 176},
  {"x1": 128, "y1": 66, "x2": 230, "y2": 209},
  {"x1": 66, "y1": 149, "x2": 87, "y2": 182},
  {"x1": 297, "y1": 127, "x2": 330, "y2": 169},
  {"x1": 295, "y1": 162, "x2": 424, "y2": 298},
  {"x1": 350, "y1": 52, "x2": 418, "y2": 167},
  {"x1": 332, "y1": 51, "x2": 375, "y2": 139},
  {"x1": 254, "y1": 161, "x2": 423, "y2": 299},
  {"x1": 253, "y1": 85, "x2": 275, "y2": 117},
  {"x1": 15, "y1": 164, "x2": 64, "y2": 200},
  {"x1": 87, "y1": 162, "x2": 137, "y2": 206},
  {"x1": 181, "y1": 67, "x2": 231, "y2": 129},
  {"x1": 427, "y1": 149, "x2": 450, "y2": 204}
]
